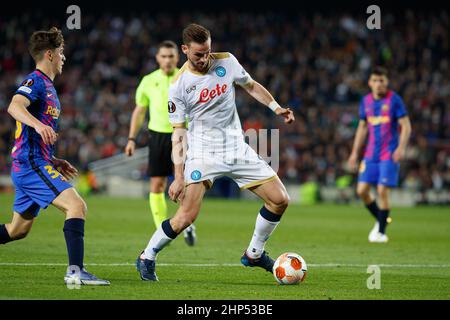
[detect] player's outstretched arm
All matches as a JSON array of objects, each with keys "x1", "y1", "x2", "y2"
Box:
[
  {"x1": 241, "y1": 80, "x2": 295, "y2": 124},
  {"x1": 393, "y1": 116, "x2": 412, "y2": 162},
  {"x1": 168, "y1": 126, "x2": 187, "y2": 203},
  {"x1": 7, "y1": 94, "x2": 57, "y2": 145},
  {"x1": 348, "y1": 120, "x2": 368, "y2": 172},
  {"x1": 125, "y1": 105, "x2": 147, "y2": 156}
]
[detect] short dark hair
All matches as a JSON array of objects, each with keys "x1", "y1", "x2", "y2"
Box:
[
  {"x1": 370, "y1": 66, "x2": 388, "y2": 78},
  {"x1": 29, "y1": 27, "x2": 64, "y2": 62},
  {"x1": 182, "y1": 23, "x2": 210, "y2": 45},
  {"x1": 157, "y1": 40, "x2": 178, "y2": 53}
]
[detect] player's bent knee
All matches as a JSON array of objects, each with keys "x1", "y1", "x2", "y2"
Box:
[
  {"x1": 67, "y1": 198, "x2": 88, "y2": 219},
  {"x1": 356, "y1": 187, "x2": 368, "y2": 198},
  {"x1": 280, "y1": 193, "x2": 290, "y2": 209},
  {"x1": 268, "y1": 192, "x2": 290, "y2": 213}
]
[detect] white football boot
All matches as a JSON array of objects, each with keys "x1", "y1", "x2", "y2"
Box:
[
  {"x1": 368, "y1": 217, "x2": 392, "y2": 242},
  {"x1": 369, "y1": 232, "x2": 389, "y2": 243},
  {"x1": 64, "y1": 266, "x2": 110, "y2": 286}
]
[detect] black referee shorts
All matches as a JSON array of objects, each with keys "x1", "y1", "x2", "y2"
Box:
[{"x1": 148, "y1": 129, "x2": 173, "y2": 177}]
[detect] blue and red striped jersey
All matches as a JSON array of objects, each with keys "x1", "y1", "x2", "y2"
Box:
[
  {"x1": 359, "y1": 90, "x2": 407, "y2": 162},
  {"x1": 11, "y1": 69, "x2": 61, "y2": 165}
]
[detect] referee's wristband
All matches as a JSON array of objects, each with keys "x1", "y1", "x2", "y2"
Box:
[
  {"x1": 268, "y1": 101, "x2": 281, "y2": 112},
  {"x1": 128, "y1": 137, "x2": 136, "y2": 142}
]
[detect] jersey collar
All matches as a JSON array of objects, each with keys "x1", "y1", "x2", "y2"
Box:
[
  {"x1": 35, "y1": 69, "x2": 54, "y2": 83},
  {"x1": 371, "y1": 90, "x2": 391, "y2": 102},
  {"x1": 159, "y1": 68, "x2": 178, "y2": 78}
]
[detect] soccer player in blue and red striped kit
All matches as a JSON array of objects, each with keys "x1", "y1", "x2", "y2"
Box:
[
  {"x1": 0, "y1": 27, "x2": 109, "y2": 285},
  {"x1": 349, "y1": 66, "x2": 412, "y2": 243}
]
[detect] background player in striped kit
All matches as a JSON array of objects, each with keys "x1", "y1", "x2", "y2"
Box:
[{"x1": 349, "y1": 67, "x2": 412, "y2": 243}]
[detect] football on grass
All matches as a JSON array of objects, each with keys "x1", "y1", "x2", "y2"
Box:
[{"x1": 273, "y1": 252, "x2": 307, "y2": 285}]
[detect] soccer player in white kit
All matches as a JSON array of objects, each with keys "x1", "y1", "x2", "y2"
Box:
[{"x1": 136, "y1": 23, "x2": 295, "y2": 281}]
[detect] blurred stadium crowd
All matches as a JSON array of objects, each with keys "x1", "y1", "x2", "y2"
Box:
[{"x1": 0, "y1": 10, "x2": 449, "y2": 193}]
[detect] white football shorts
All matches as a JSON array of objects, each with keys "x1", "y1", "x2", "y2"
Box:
[{"x1": 184, "y1": 142, "x2": 277, "y2": 189}]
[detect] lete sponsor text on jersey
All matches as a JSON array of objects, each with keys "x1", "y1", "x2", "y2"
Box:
[{"x1": 196, "y1": 83, "x2": 228, "y2": 105}]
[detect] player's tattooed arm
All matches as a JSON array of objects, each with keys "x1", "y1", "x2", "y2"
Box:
[
  {"x1": 393, "y1": 116, "x2": 412, "y2": 162},
  {"x1": 241, "y1": 80, "x2": 295, "y2": 124},
  {"x1": 8, "y1": 94, "x2": 57, "y2": 145},
  {"x1": 169, "y1": 126, "x2": 187, "y2": 202},
  {"x1": 348, "y1": 120, "x2": 368, "y2": 171},
  {"x1": 52, "y1": 156, "x2": 79, "y2": 180}
]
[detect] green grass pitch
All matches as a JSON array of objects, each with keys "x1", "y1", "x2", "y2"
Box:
[{"x1": 0, "y1": 193, "x2": 449, "y2": 300}]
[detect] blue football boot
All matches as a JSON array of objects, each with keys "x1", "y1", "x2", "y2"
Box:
[
  {"x1": 183, "y1": 224, "x2": 197, "y2": 246},
  {"x1": 136, "y1": 253, "x2": 158, "y2": 281},
  {"x1": 241, "y1": 251, "x2": 275, "y2": 273}
]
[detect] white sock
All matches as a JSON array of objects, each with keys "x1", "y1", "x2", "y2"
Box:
[
  {"x1": 246, "y1": 211, "x2": 280, "y2": 259},
  {"x1": 143, "y1": 225, "x2": 174, "y2": 261}
]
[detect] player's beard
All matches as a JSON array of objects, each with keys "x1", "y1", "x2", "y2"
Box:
[
  {"x1": 192, "y1": 61, "x2": 203, "y2": 71},
  {"x1": 190, "y1": 57, "x2": 209, "y2": 73}
]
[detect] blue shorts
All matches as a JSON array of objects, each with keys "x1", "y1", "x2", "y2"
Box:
[
  {"x1": 357, "y1": 159, "x2": 400, "y2": 187},
  {"x1": 11, "y1": 159, "x2": 72, "y2": 217}
]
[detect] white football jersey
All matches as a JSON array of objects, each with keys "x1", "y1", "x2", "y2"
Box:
[{"x1": 168, "y1": 52, "x2": 253, "y2": 159}]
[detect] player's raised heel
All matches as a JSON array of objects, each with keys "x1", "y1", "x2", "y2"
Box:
[
  {"x1": 183, "y1": 224, "x2": 197, "y2": 247},
  {"x1": 136, "y1": 255, "x2": 158, "y2": 281},
  {"x1": 241, "y1": 251, "x2": 275, "y2": 272},
  {"x1": 64, "y1": 267, "x2": 110, "y2": 286}
]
